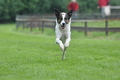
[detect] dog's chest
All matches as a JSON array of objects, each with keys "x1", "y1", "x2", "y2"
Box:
[{"x1": 56, "y1": 26, "x2": 71, "y2": 37}]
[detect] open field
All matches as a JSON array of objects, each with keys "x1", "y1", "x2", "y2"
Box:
[{"x1": 0, "y1": 23, "x2": 120, "y2": 80}]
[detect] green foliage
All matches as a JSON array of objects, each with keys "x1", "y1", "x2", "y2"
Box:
[
  {"x1": 78, "y1": 0, "x2": 98, "y2": 12},
  {"x1": 0, "y1": 0, "x2": 10, "y2": 22},
  {"x1": 0, "y1": 0, "x2": 120, "y2": 22}
]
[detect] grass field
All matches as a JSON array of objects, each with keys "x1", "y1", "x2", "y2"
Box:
[
  {"x1": 0, "y1": 23, "x2": 120, "y2": 80},
  {"x1": 72, "y1": 20, "x2": 120, "y2": 27}
]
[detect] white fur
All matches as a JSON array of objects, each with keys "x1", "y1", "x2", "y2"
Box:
[
  {"x1": 60, "y1": 13, "x2": 66, "y2": 26},
  {"x1": 55, "y1": 13, "x2": 71, "y2": 51}
]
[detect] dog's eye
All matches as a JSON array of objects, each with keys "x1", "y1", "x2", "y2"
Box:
[
  {"x1": 60, "y1": 18, "x2": 63, "y2": 20},
  {"x1": 65, "y1": 18, "x2": 67, "y2": 20}
]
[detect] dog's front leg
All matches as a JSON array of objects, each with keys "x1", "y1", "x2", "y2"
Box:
[
  {"x1": 56, "y1": 38, "x2": 64, "y2": 51},
  {"x1": 64, "y1": 37, "x2": 71, "y2": 48}
]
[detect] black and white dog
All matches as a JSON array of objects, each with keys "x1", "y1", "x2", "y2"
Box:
[{"x1": 54, "y1": 9, "x2": 73, "y2": 60}]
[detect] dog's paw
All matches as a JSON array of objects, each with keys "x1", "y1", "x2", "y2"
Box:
[
  {"x1": 64, "y1": 42, "x2": 69, "y2": 48},
  {"x1": 59, "y1": 43, "x2": 64, "y2": 51}
]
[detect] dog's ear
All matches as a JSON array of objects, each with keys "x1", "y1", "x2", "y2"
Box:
[
  {"x1": 67, "y1": 9, "x2": 73, "y2": 19},
  {"x1": 54, "y1": 8, "x2": 60, "y2": 18}
]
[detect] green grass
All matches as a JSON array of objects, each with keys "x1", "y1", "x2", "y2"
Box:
[
  {"x1": 72, "y1": 20, "x2": 120, "y2": 27},
  {"x1": 0, "y1": 23, "x2": 120, "y2": 80}
]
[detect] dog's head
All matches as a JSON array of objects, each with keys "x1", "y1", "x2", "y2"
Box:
[{"x1": 54, "y1": 8, "x2": 73, "y2": 29}]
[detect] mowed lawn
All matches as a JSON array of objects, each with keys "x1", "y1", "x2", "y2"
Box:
[
  {"x1": 72, "y1": 20, "x2": 120, "y2": 27},
  {"x1": 0, "y1": 23, "x2": 120, "y2": 80}
]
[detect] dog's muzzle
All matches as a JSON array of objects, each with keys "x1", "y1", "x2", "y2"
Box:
[{"x1": 61, "y1": 23, "x2": 66, "y2": 29}]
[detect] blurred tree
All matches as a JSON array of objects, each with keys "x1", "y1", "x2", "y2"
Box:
[
  {"x1": 0, "y1": 0, "x2": 9, "y2": 22},
  {"x1": 0, "y1": 0, "x2": 119, "y2": 22}
]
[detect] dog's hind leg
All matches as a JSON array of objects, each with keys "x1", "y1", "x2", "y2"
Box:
[{"x1": 62, "y1": 47, "x2": 67, "y2": 60}]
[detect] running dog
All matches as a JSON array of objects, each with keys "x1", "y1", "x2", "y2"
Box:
[{"x1": 54, "y1": 8, "x2": 73, "y2": 60}]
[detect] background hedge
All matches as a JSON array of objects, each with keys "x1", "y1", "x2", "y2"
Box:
[{"x1": 0, "y1": 0, "x2": 119, "y2": 22}]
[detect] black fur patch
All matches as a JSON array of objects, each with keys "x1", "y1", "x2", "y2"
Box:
[{"x1": 54, "y1": 9, "x2": 73, "y2": 24}]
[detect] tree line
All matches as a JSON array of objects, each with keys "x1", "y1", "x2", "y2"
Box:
[{"x1": 0, "y1": 0, "x2": 119, "y2": 22}]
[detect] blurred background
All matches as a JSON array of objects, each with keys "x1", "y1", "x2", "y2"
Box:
[{"x1": 0, "y1": 0, "x2": 120, "y2": 23}]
